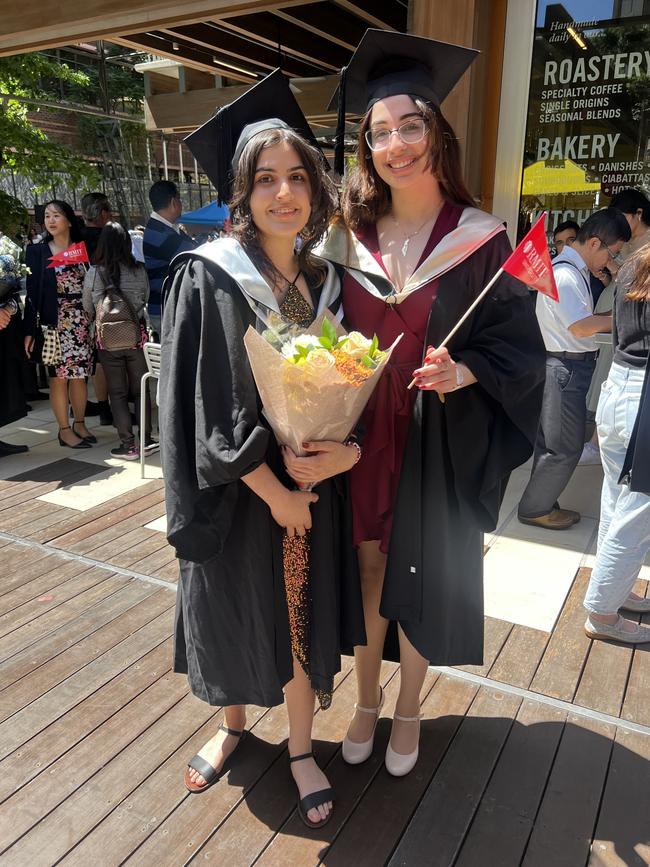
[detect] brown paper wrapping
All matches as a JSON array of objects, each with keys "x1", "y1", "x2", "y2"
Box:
[{"x1": 244, "y1": 311, "x2": 402, "y2": 456}]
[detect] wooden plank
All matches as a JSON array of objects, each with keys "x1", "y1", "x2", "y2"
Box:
[
  {"x1": 0, "y1": 606, "x2": 172, "y2": 760},
  {"x1": 588, "y1": 727, "x2": 650, "y2": 866},
  {"x1": 0, "y1": 672, "x2": 197, "y2": 857},
  {"x1": 453, "y1": 700, "x2": 567, "y2": 867},
  {"x1": 0, "y1": 568, "x2": 111, "y2": 639},
  {"x1": 521, "y1": 714, "x2": 615, "y2": 867},
  {"x1": 618, "y1": 586, "x2": 650, "y2": 726},
  {"x1": 0, "y1": 639, "x2": 172, "y2": 803},
  {"x1": 128, "y1": 546, "x2": 176, "y2": 576},
  {"x1": 488, "y1": 624, "x2": 550, "y2": 690},
  {"x1": 0, "y1": 571, "x2": 129, "y2": 663},
  {"x1": 85, "y1": 527, "x2": 163, "y2": 565},
  {"x1": 385, "y1": 687, "x2": 521, "y2": 867},
  {"x1": 3, "y1": 691, "x2": 221, "y2": 863},
  {"x1": 0, "y1": 498, "x2": 61, "y2": 531},
  {"x1": 0, "y1": 558, "x2": 94, "y2": 617},
  {"x1": 0, "y1": 548, "x2": 75, "y2": 599},
  {"x1": 29, "y1": 480, "x2": 163, "y2": 543},
  {"x1": 12, "y1": 505, "x2": 78, "y2": 539},
  {"x1": 126, "y1": 658, "x2": 359, "y2": 865},
  {"x1": 530, "y1": 567, "x2": 592, "y2": 701},
  {"x1": 458, "y1": 616, "x2": 512, "y2": 677},
  {"x1": 156, "y1": 559, "x2": 180, "y2": 582},
  {"x1": 0, "y1": 460, "x2": 108, "y2": 510},
  {"x1": 0, "y1": 581, "x2": 163, "y2": 692},
  {"x1": 0, "y1": 543, "x2": 54, "y2": 584},
  {"x1": 49, "y1": 490, "x2": 166, "y2": 553},
  {"x1": 257, "y1": 671, "x2": 470, "y2": 867},
  {"x1": 0, "y1": 589, "x2": 174, "y2": 722},
  {"x1": 574, "y1": 635, "x2": 635, "y2": 718}
]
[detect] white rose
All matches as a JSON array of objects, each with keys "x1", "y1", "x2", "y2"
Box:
[
  {"x1": 303, "y1": 347, "x2": 336, "y2": 378},
  {"x1": 339, "y1": 331, "x2": 372, "y2": 359}
]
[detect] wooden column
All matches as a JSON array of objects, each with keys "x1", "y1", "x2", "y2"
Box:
[{"x1": 410, "y1": 0, "x2": 507, "y2": 211}]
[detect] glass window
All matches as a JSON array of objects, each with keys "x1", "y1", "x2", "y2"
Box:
[{"x1": 519, "y1": 1, "x2": 650, "y2": 248}]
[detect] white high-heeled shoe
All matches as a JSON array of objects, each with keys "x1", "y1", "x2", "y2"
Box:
[
  {"x1": 384, "y1": 712, "x2": 421, "y2": 777},
  {"x1": 341, "y1": 687, "x2": 385, "y2": 765}
]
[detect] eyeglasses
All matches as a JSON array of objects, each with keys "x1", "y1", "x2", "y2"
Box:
[
  {"x1": 364, "y1": 117, "x2": 429, "y2": 151},
  {"x1": 598, "y1": 239, "x2": 622, "y2": 262}
]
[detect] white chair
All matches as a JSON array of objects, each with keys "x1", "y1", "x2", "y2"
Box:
[{"x1": 141, "y1": 342, "x2": 162, "y2": 479}]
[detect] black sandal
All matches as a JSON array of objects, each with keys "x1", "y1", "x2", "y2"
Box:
[
  {"x1": 58, "y1": 426, "x2": 91, "y2": 450},
  {"x1": 72, "y1": 420, "x2": 97, "y2": 444},
  {"x1": 289, "y1": 752, "x2": 335, "y2": 829},
  {"x1": 183, "y1": 724, "x2": 245, "y2": 794}
]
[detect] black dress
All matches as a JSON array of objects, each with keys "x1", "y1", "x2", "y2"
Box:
[{"x1": 159, "y1": 244, "x2": 365, "y2": 708}]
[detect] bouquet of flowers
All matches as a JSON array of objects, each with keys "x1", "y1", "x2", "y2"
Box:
[
  {"x1": 0, "y1": 235, "x2": 29, "y2": 302},
  {"x1": 244, "y1": 311, "x2": 401, "y2": 457}
]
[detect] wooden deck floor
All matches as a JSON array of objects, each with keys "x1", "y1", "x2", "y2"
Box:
[{"x1": 1, "y1": 462, "x2": 650, "y2": 866}]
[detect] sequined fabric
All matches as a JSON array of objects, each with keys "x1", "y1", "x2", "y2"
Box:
[{"x1": 279, "y1": 284, "x2": 332, "y2": 710}]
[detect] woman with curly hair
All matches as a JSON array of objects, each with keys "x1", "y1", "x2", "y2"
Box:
[{"x1": 159, "y1": 71, "x2": 365, "y2": 828}]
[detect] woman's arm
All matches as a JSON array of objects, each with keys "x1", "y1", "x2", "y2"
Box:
[
  {"x1": 82, "y1": 267, "x2": 97, "y2": 318},
  {"x1": 242, "y1": 463, "x2": 318, "y2": 537}
]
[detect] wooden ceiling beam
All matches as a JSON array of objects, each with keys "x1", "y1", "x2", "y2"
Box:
[
  {"x1": 217, "y1": 12, "x2": 348, "y2": 69},
  {"x1": 0, "y1": 0, "x2": 322, "y2": 56},
  {"x1": 273, "y1": 9, "x2": 356, "y2": 51},
  {"x1": 145, "y1": 73, "x2": 338, "y2": 131},
  {"x1": 113, "y1": 34, "x2": 260, "y2": 82},
  {"x1": 162, "y1": 22, "x2": 322, "y2": 78},
  {"x1": 331, "y1": 0, "x2": 403, "y2": 31}
]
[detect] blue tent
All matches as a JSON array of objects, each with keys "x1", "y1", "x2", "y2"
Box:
[{"x1": 178, "y1": 201, "x2": 229, "y2": 225}]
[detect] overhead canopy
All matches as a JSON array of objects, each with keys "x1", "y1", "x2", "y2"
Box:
[{"x1": 179, "y1": 201, "x2": 229, "y2": 224}]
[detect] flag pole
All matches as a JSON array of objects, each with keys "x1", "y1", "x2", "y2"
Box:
[{"x1": 407, "y1": 266, "x2": 504, "y2": 390}]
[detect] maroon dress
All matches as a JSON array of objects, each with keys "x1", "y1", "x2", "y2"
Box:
[{"x1": 343, "y1": 202, "x2": 463, "y2": 552}]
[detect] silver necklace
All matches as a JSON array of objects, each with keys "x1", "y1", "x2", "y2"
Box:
[{"x1": 392, "y1": 213, "x2": 435, "y2": 257}]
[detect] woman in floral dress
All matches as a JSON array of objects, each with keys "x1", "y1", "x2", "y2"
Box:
[{"x1": 25, "y1": 200, "x2": 95, "y2": 449}]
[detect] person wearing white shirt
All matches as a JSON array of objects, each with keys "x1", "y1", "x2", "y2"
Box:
[{"x1": 518, "y1": 208, "x2": 631, "y2": 530}]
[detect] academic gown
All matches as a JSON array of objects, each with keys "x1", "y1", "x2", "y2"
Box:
[
  {"x1": 159, "y1": 238, "x2": 365, "y2": 707},
  {"x1": 318, "y1": 207, "x2": 546, "y2": 665}
]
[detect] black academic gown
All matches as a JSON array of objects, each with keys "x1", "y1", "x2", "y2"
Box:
[
  {"x1": 319, "y1": 211, "x2": 546, "y2": 665},
  {"x1": 159, "y1": 240, "x2": 365, "y2": 707},
  {"x1": 0, "y1": 288, "x2": 27, "y2": 427}
]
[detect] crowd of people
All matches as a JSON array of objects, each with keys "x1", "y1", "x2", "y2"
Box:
[
  {"x1": 0, "y1": 26, "x2": 648, "y2": 830},
  {"x1": 0, "y1": 180, "x2": 211, "y2": 460}
]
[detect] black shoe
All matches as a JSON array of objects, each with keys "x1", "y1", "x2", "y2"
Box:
[
  {"x1": 72, "y1": 421, "x2": 98, "y2": 444},
  {"x1": 58, "y1": 427, "x2": 91, "y2": 449},
  {"x1": 0, "y1": 441, "x2": 29, "y2": 456}
]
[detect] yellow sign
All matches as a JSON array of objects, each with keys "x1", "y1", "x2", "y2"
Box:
[{"x1": 522, "y1": 159, "x2": 601, "y2": 195}]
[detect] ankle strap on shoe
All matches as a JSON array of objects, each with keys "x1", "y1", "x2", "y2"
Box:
[
  {"x1": 218, "y1": 723, "x2": 244, "y2": 738},
  {"x1": 289, "y1": 751, "x2": 314, "y2": 763},
  {"x1": 393, "y1": 712, "x2": 421, "y2": 722},
  {"x1": 354, "y1": 686, "x2": 384, "y2": 715}
]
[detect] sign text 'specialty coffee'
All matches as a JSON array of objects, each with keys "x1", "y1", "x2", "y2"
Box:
[{"x1": 518, "y1": 3, "x2": 650, "y2": 241}]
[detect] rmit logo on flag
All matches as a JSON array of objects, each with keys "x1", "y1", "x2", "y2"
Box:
[
  {"x1": 47, "y1": 241, "x2": 90, "y2": 269},
  {"x1": 502, "y1": 215, "x2": 558, "y2": 301}
]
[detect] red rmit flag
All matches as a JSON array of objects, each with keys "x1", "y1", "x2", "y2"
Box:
[
  {"x1": 501, "y1": 212, "x2": 558, "y2": 301},
  {"x1": 47, "y1": 241, "x2": 90, "y2": 269}
]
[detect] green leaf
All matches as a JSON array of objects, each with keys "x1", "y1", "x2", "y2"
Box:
[
  {"x1": 318, "y1": 335, "x2": 333, "y2": 350},
  {"x1": 321, "y1": 318, "x2": 338, "y2": 347},
  {"x1": 361, "y1": 355, "x2": 378, "y2": 369},
  {"x1": 369, "y1": 334, "x2": 379, "y2": 358}
]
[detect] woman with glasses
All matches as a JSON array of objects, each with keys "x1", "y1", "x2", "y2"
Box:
[{"x1": 302, "y1": 30, "x2": 546, "y2": 777}]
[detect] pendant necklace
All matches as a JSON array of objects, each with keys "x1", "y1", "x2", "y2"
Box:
[{"x1": 392, "y1": 213, "x2": 435, "y2": 257}]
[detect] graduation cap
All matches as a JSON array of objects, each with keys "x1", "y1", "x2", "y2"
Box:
[
  {"x1": 185, "y1": 68, "x2": 327, "y2": 205},
  {"x1": 330, "y1": 29, "x2": 479, "y2": 174}
]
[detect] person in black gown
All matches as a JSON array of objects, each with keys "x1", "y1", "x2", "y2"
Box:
[
  {"x1": 159, "y1": 71, "x2": 365, "y2": 828},
  {"x1": 300, "y1": 30, "x2": 546, "y2": 777}
]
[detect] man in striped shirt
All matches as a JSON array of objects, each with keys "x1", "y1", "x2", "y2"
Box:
[{"x1": 143, "y1": 181, "x2": 197, "y2": 338}]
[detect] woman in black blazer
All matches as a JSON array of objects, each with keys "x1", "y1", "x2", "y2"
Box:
[{"x1": 24, "y1": 200, "x2": 95, "y2": 448}]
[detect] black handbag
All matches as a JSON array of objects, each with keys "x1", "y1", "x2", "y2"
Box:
[{"x1": 618, "y1": 352, "x2": 650, "y2": 495}]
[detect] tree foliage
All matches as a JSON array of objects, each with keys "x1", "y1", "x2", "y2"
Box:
[{"x1": 0, "y1": 53, "x2": 100, "y2": 189}]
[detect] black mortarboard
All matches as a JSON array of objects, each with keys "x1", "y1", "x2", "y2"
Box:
[
  {"x1": 185, "y1": 68, "x2": 327, "y2": 205},
  {"x1": 330, "y1": 29, "x2": 479, "y2": 175}
]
